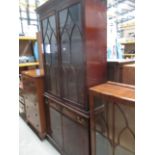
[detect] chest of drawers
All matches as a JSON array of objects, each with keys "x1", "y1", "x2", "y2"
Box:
[{"x1": 22, "y1": 69, "x2": 46, "y2": 139}]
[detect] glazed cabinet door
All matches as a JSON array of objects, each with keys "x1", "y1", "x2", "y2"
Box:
[
  {"x1": 91, "y1": 97, "x2": 135, "y2": 155},
  {"x1": 94, "y1": 100, "x2": 113, "y2": 155},
  {"x1": 41, "y1": 14, "x2": 61, "y2": 97},
  {"x1": 59, "y1": 3, "x2": 85, "y2": 107},
  {"x1": 113, "y1": 103, "x2": 135, "y2": 155},
  {"x1": 49, "y1": 106, "x2": 63, "y2": 149},
  {"x1": 62, "y1": 115, "x2": 89, "y2": 155}
]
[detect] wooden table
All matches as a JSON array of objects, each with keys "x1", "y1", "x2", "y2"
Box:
[{"x1": 89, "y1": 81, "x2": 135, "y2": 155}]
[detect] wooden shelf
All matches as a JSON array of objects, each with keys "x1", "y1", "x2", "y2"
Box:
[
  {"x1": 19, "y1": 36, "x2": 36, "y2": 41},
  {"x1": 123, "y1": 54, "x2": 135, "y2": 56},
  {"x1": 121, "y1": 41, "x2": 135, "y2": 44},
  {"x1": 19, "y1": 62, "x2": 39, "y2": 68}
]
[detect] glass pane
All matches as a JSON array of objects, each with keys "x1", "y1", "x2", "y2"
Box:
[
  {"x1": 68, "y1": 69, "x2": 78, "y2": 102},
  {"x1": 51, "y1": 34, "x2": 58, "y2": 65},
  {"x1": 21, "y1": 11, "x2": 27, "y2": 18},
  {"x1": 96, "y1": 132, "x2": 113, "y2": 155},
  {"x1": 42, "y1": 19, "x2": 48, "y2": 36},
  {"x1": 29, "y1": 0, "x2": 35, "y2": 5},
  {"x1": 59, "y1": 3, "x2": 84, "y2": 104},
  {"x1": 29, "y1": 13, "x2": 37, "y2": 20},
  {"x1": 20, "y1": 5, "x2": 26, "y2": 12},
  {"x1": 77, "y1": 68, "x2": 84, "y2": 104},
  {"x1": 61, "y1": 32, "x2": 70, "y2": 64},
  {"x1": 19, "y1": 19, "x2": 22, "y2": 34},
  {"x1": 30, "y1": 20, "x2": 37, "y2": 25},
  {"x1": 69, "y1": 3, "x2": 82, "y2": 31},
  {"x1": 46, "y1": 23, "x2": 53, "y2": 41},
  {"x1": 49, "y1": 16, "x2": 56, "y2": 33},
  {"x1": 42, "y1": 15, "x2": 60, "y2": 96},
  {"x1": 22, "y1": 19, "x2": 28, "y2": 34},
  {"x1": 59, "y1": 9, "x2": 68, "y2": 33},
  {"x1": 71, "y1": 26, "x2": 83, "y2": 65}
]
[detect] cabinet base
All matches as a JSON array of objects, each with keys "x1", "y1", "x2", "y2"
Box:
[{"x1": 27, "y1": 121, "x2": 46, "y2": 140}]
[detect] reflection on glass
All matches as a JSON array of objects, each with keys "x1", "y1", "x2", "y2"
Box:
[{"x1": 61, "y1": 32, "x2": 70, "y2": 64}]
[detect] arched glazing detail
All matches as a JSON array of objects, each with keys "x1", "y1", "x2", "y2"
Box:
[
  {"x1": 41, "y1": 15, "x2": 60, "y2": 96},
  {"x1": 94, "y1": 100, "x2": 135, "y2": 155},
  {"x1": 59, "y1": 3, "x2": 84, "y2": 105}
]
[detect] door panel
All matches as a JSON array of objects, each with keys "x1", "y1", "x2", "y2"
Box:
[
  {"x1": 59, "y1": 3, "x2": 85, "y2": 106},
  {"x1": 49, "y1": 107, "x2": 63, "y2": 148},
  {"x1": 62, "y1": 115, "x2": 89, "y2": 155},
  {"x1": 42, "y1": 15, "x2": 60, "y2": 97}
]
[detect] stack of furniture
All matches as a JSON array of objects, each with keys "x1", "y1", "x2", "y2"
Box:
[
  {"x1": 89, "y1": 81, "x2": 135, "y2": 155},
  {"x1": 36, "y1": 0, "x2": 107, "y2": 154}
]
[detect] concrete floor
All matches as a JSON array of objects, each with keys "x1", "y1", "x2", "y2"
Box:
[{"x1": 19, "y1": 117, "x2": 60, "y2": 155}]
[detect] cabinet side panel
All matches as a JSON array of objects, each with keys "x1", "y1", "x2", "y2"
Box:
[{"x1": 84, "y1": 0, "x2": 107, "y2": 88}]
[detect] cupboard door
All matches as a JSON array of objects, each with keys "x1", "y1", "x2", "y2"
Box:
[
  {"x1": 94, "y1": 100, "x2": 113, "y2": 155},
  {"x1": 49, "y1": 107, "x2": 63, "y2": 149},
  {"x1": 62, "y1": 115, "x2": 89, "y2": 155},
  {"x1": 42, "y1": 15, "x2": 60, "y2": 97},
  {"x1": 59, "y1": 3, "x2": 85, "y2": 106},
  {"x1": 93, "y1": 98, "x2": 135, "y2": 155},
  {"x1": 114, "y1": 103, "x2": 135, "y2": 155}
]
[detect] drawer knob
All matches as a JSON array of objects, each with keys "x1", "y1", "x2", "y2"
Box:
[{"x1": 77, "y1": 116, "x2": 84, "y2": 124}]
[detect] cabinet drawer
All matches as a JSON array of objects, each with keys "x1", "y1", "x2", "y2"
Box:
[
  {"x1": 19, "y1": 95, "x2": 24, "y2": 103},
  {"x1": 19, "y1": 102, "x2": 25, "y2": 114},
  {"x1": 25, "y1": 94, "x2": 38, "y2": 104},
  {"x1": 22, "y1": 76, "x2": 36, "y2": 92},
  {"x1": 26, "y1": 107, "x2": 41, "y2": 131},
  {"x1": 47, "y1": 98, "x2": 88, "y2": 128},
  {"x1": 62, "y1": 108, "x2": 88, "y2": 128},
  {"x1": 49, "y1": 100, "x2": 62, "y2": 112}
]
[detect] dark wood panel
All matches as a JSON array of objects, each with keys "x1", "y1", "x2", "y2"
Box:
[
  {"x1": 63, "y1": 115, "x2": 90, "y2": 155},
  {"x1": 45, "y1": 97, "x2": 90, "y2": 155},
  {"x1": 107, "y1": 60, "x2": 135, "y2": 85},
  {"x1": 84, "y1": 0, "x2": 107, "y2": 88}
]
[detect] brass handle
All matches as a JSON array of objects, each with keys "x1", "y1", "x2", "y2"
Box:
[{"x1": 77, "y1": 116, "x2": 84, "y2": 124}]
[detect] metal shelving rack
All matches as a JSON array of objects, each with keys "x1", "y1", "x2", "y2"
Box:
[{"x1": 107, "y1": 0, "x2": 135, "y2": 59}]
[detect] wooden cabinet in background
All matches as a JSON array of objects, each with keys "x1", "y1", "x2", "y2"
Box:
[
  {"x1": 107, "y1": 60, "x2": 135, "y2": 85},
  {"x1": 89, "y1": 81, "x2": 135, "y2": 155},
  {"x1": 22, "y1": 69, "x2": 46, "y2": 139},
  {"x1": 122, "y1": 63, "x2": 135, "y2": 85}
]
